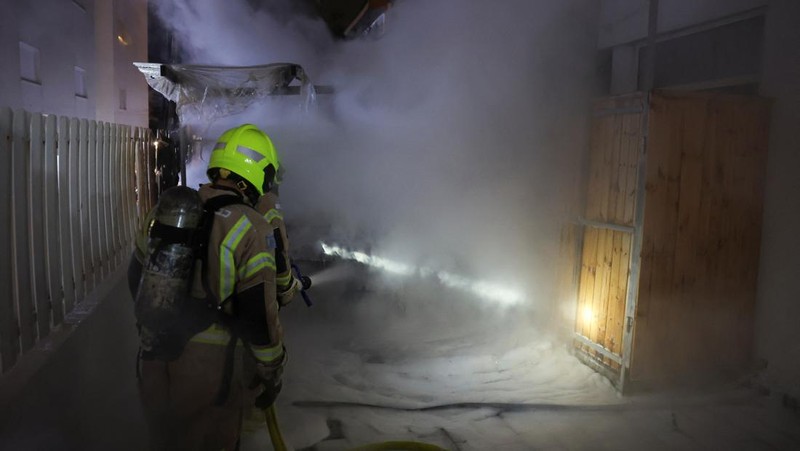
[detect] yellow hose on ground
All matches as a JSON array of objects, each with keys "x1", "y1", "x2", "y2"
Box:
[
  {"x1": 266, "y1": 405, "x2": 449, "y2": 451},
  {"x1": 265, "y1": 405, "x2": 289, "y2": 451},
  {"x1": 348, "y1": 441, "x2": 449, "y2": 451}
]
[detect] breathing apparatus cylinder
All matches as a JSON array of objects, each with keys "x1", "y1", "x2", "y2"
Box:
[{"x1": 134, "y1": 186, "x2": 205, "y2": 360}]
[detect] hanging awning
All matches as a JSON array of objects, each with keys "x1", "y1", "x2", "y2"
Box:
[{"x1": 133, "y1": 62, "x2": 332, "y2": 123}]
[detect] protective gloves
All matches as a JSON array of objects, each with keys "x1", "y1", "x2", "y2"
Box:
[
  {"x1": 252, "y1": 351, "x2": 287, "y2": 409},
  {"x1": 255, "y1": 379, "x2": 282, "y2": 409},
  {"x1": 277, "y1": 277, "x2": 302, "y2": 307}
]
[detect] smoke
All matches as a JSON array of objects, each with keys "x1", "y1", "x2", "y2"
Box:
[{"x1": 151, "y1": 0, "x2": 599, "y2": 329}]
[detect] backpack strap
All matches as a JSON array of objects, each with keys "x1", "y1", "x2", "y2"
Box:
[{"x1": 196, "y1": 193, "x2": 252, "y2": 406}]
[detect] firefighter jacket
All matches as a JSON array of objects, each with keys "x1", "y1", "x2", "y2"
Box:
[{"x1": 190, "y1": 184, "x2": 284, "y2": 365}]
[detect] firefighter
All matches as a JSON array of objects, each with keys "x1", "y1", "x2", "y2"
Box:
[{"x1": 137, "y1": 124, "x2": 286, "y2": 450}]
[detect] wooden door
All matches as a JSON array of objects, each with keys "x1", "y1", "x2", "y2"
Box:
[
  {"x1": 574, "y1": 93, "x2": 647, "y2": 387},
  {"x1": 629, "y1": 91, "x2": 770, "y2": 386}
]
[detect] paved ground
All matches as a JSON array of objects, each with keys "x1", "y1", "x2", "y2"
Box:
[{"x1": 0, "y1": 264, "x2": 798, "y2": 450}]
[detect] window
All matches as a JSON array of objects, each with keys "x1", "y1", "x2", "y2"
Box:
[
  {"x1": 637, "y1": 15, "x2": 765, "y2": 91},
  {"x1": 74, "y1": 67, "x2": 87, "y2": 98},
  {"x1": 19, "y1": 42, "x2": 40, "y2": 84},
  {"x1": 119, "y1": 88, "x2": 127, "y2": 110}
]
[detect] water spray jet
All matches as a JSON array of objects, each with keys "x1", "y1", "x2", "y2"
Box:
[{"x1": 320, "y1": 242, "x2": 524, "y2": 307}]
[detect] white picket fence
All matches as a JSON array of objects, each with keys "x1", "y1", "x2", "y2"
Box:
[{"x1": 0, "y1": 107, "x2": 157, "y2": 374}]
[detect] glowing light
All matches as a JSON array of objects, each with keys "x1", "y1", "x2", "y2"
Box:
[
  {"x1": 321, "y1": 242, "x2": 524, "y2": 306},
  {"x1": 117, "y1": 35, "x2": 130, "y2": 46},
  {"x1": 581, "y1": 306, "x2": 593, "y2": 324}
]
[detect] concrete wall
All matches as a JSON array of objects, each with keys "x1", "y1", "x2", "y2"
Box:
[
  {"x1": 0, "y1": 0, "x2": 22, "y2": 109},
  {"x1": 0, "y1": 0, "x2": 147, "y2": 126},
  {"x1": 599, "y1": 0, "x2": 800, "y2": 398},
  {"x1": 754, "y1": 0, "x2": 800, "y2": 400},
  {"x1": 0, "y1": 0, "x2": 95, "y2": 117},
  {"x1": 95, "y1": 0, "x2": 148, "y2": 127}
]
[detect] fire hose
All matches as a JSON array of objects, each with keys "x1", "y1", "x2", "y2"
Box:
[{"x1": 265, "y1": 404, "x2": 448, "y2": 451}]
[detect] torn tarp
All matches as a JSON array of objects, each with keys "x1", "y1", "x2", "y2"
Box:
[{"x1": 133, "y1": 62, "x2": 318, "y2": 124}]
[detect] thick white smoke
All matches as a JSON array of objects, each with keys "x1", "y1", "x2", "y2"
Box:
[{"x1": 151, "y1": 0, "x2": 599, "y2": 329}]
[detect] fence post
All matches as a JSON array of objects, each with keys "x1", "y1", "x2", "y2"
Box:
[
  {"x1": 58, "y1": 116, "x2": 76, "y2": 313},
  {"x1": 107, "y1": 124, "x2": 116, "y2": 270},
  {"x1": 12, "y1": 109, "x2": 35, "y2": 351},
  {"x1": 123, "y1": 126, "x2": 134, "y2": 245},
  {"x1": 29, "y1": 113, "x2": 50, "y2": 338},
  {"x1": 85, "y1": 120, "x2": 97, "y2": 290},
  {"x1": 0, "y1": 107, "x2": 19, "y2": 373},
  {"x1": 78, "y1": 119, "x2": 90, "y2": 292},
  {"x1": 113, "y1": 125, "x2": 123, "y2": 263},
  {"x1": 99, "y1": 122, "x2": 109, "y2": 276},
  {"x1": 43, "y1": 114, "x2": 63, "y2": 327},
  {"x1": 69, "y1": 118, "x2": 84, "y2": 302}
]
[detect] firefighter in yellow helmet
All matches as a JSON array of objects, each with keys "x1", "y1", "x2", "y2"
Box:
[{"x1": 138, "y1": 124, "x2": 286, "y2": 450}]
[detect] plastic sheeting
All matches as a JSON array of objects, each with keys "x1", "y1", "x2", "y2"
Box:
[{"x1": 133, "y1": 63, "x2": 317, "y2": 125}]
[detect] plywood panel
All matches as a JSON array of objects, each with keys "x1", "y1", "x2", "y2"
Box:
[
  {"x1": 587, "y1": 94, "x2": 646, "y2": 227},
  {"x1": 630, "y1": 91, "x2": 770, "y2": 385},
  {"x1": 574, "y1": 94, "x2": 645, "y2": 375},
  {"x1": 604, "y1": 230, "x2": 630, "y2": 356},
  {"x1": 631, "y1": 93, "x2": 683, "y2": 381},
  {"x1": 576, "y1": 228, "x2": 599, "y2": 339}
]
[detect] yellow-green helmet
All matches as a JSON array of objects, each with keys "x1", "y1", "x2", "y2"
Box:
[{"x1": 207, "y1": 124, "x2": 280, "y2": 196}]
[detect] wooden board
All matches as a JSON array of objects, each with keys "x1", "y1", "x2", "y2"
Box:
[
  {"x1": 43, "y1": 115, "x2": 63, "y2": 326},
  {"x1": 78, "y1": 119, "x2": 91, "y2": 292},
  {"x1": 12, "y1": 109, "x2": 35, "y2": 352},
  {"x1": 630, "y1": 91, "x2": 770, "y2": 385},
  {"x1": 58, "y1": 116, "x2": 76, "y2": 312},
  {"x1": 85, "y1": 120, "x2": 98, "y2": 290},
  {"x1": 89, "y1": 122, "x2": 104, "y2": 280},
  {"x1": 29, "y1": 113, "x2": 50, "y2": 338},
  {"x1": 110, "y1": 124, "x2": 120, "y2": 265},
  {"x1": 98, "y1": 122, "x2": 109, "y2": 277},
  {"x1": 69, "y1": 118, "x2": 84, "y2": 303},
  {"x1": 0, "y1": 108, "x2": 19, "y2": 372},
  {"x1": 575, "y1": 228, "x2": 631, "y2": 355},
  {"x1": 573, "y1": 93, "x2": 645, "y2": 377}
]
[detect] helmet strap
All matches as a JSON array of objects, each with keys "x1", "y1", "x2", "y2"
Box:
[{"x1": 235, "y1": 179, "x2": 248, "y2": 193}]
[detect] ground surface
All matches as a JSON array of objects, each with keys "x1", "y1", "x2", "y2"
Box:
[{"x1": 0, "y1": 263, "x2": 798, "y2": 450}]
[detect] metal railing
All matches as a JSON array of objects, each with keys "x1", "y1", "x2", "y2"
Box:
[{"x1": 0, "y1": 107, "x2": 157, "y2": 374}]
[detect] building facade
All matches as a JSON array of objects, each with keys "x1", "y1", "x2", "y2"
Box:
[{"x1": 0, "y1": 0, "x2": 148, "y2": 127}]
